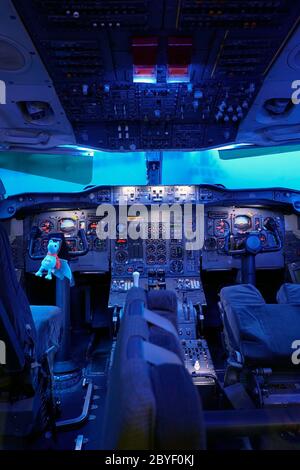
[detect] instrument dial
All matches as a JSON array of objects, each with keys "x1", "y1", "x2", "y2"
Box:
[
  {"x1": 170, "y1": 260, "x2": 183, "y2": 273},
  {"x1": 157, "y1": 243, "x2": 166, "y2": 254},
  {"x1": 146, "y1": 243, "x2": 156, "y2": 254},
  {"x1": 214, "y1": 219, "x2": 230, "y2": 237},
  {"x1": 234, "y1": 215, "x2": 252, "y2": 232},
  {"x1": 157, "y1": 254, "x2": 166, "y2": 265},
  {"x1": 116, "y1": 250, "x2": 128, "y2": 263},
  {"x1": 59, "y1": 218, "x2": 76, "y2": 234},
  {"x1": 40, "y1": 219, "x2": 54, "y2": 234},
  {"x1": 115, "y1": 265, "x2": 125, "y2": 275},
  {"x1": 146, "y1": 254, "x2": 156, "y2": 265}
]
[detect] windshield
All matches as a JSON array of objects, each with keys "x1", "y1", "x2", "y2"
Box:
[{"x1": 1, "y1": 145, "x2": 300, "y2": 196}]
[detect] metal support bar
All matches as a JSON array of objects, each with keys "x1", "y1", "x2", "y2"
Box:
[
  {"x1": 56, "y1": 382, "x2": 93, "y2": 430},
  {"x1": 56, "y1": 278, "x2": 71, "y2": 360}
]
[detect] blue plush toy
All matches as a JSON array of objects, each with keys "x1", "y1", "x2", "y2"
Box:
[{"x1": 35, "y1": 239, "x2": 73, "y2": 283}]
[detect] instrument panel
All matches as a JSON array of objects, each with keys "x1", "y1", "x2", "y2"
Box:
[{"x1": 17, "y1": 187, "x2": 292, "y2": 275}]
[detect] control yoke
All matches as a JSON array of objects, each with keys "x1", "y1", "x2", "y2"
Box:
[{"x1": 224, "y1": 219, "x2": 282, "y2": 285}]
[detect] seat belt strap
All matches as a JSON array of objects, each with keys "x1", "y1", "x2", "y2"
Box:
[
  {"x1": 143, "y1": 308, "x2": 178, "y2": 338},
  {"x1": 141, "y1": 341, "x2": 182, "y2": 366}
]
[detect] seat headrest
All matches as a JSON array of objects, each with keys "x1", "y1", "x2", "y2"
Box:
[
  {"x1": 277, "y1": 283, "x2": 300, "y2": 304},
  {"x1": 147, "y1": 289, "x2": 178, "y2": 313}
]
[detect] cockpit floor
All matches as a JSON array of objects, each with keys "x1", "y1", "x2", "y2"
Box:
[{"x1": 27, "y1": 332, "x2": 111, "y2": 451}]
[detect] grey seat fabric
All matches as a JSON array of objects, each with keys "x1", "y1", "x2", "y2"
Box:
[
  {"x1": 221, "y1": 286, "x2": 300, "y2": 366},
  {"x1": 125, "y1": 287, "x2": 178, "y2": 324},
  {"x1": 103, "y1": 306, "x2": 156, "y2": 450},
  {"x1": 277, "y1": 283, "x2": 300, "y2": 304},
  {"x1": 30, "y1": 306, "x2": 63, "y2": 360},
  {"x1": 0, "y1": 223, "x2": 62, "y2": 367},
  {"x1": 102, "y1": 289, "x2": 206, "y2": 450},
  {"x1": 220, "y1": 284, "x2": 300, "y2": 366},
  {"x1": 0, "y1": 223, "x2": 63, "y2": 437}
]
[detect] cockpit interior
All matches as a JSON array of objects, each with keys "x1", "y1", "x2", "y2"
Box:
[{"x1": 2, "y1": 0, "x2": 300, "y2": 453}]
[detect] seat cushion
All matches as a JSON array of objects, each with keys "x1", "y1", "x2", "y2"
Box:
[
  {"x1": 30, "y1": 306, "x2": 63, "y2": 359},
  {"x1": 124, "y1": 287, "x2": 148, "y2": 313},
  {"x1": 147, "y1": 289, "x2": 178, "y2": 315},
  {"x1": 277, "y1": 283, "x2": 300, "y2": 304},
  {"x1": 125, "y1": 287, "x2": 178, "y2": 325},
  {"x1": 223, "y1": 303, "x2": 300, "y2": 366},
  {"x1": 220, "y1": 284, "x2": 265, "y2": 308},
  {"x1": 103, "y1": 306, "x2": 155, "y2": 450}
]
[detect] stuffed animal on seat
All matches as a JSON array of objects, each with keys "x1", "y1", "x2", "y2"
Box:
[{"x1": 35, "y1": 239, "x2": 73, "y2": 283}]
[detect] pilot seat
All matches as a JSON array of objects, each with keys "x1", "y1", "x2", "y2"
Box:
[
  {"x1": 219, "y1": 283, "x2": 300, "y2": 408},
  {"x1": 0, "y1": 223, "x2": 63, "y2": 440}
]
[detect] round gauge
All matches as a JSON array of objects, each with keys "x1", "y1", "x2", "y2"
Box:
[
  {"x1": 40, "y1": 219, "x2": 54, "y2": 234},
  {"x1": 234, "y1": 215, "x2": 252, "y2": 232},
  {"x1": 170, "y1": 245, "x2": 183, "y2": 258},
  {"x1": 115, "y1": 265, "x2": 125, "y2": 275},
  {"x1": 157, "y1": 243, "x2": 166, "y2": 254},
  {"x1": 157, "y1": 254, "x2": 166, "y2": 265},
  {"x1": 146, "y1": 243, "x2": 156, "y2": 254},
  {"x1": 214, "y1": 219, "x2": 230, "y2": 237},
  {"x1": 116, "y1": 250, "x2": 128, "y2": 263},
  {"x1": 170, "y1": 259, "x2": 183, "y2": 273},
  {"x1": 59, "y1": 218, "x2": 76, "y2": 233},
  {"x1": 204, "y1": 237, "x2": 217, "y2": 251},
  {"x1": 146, "y1": 254, "x2": 156, "y2": 265}
]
